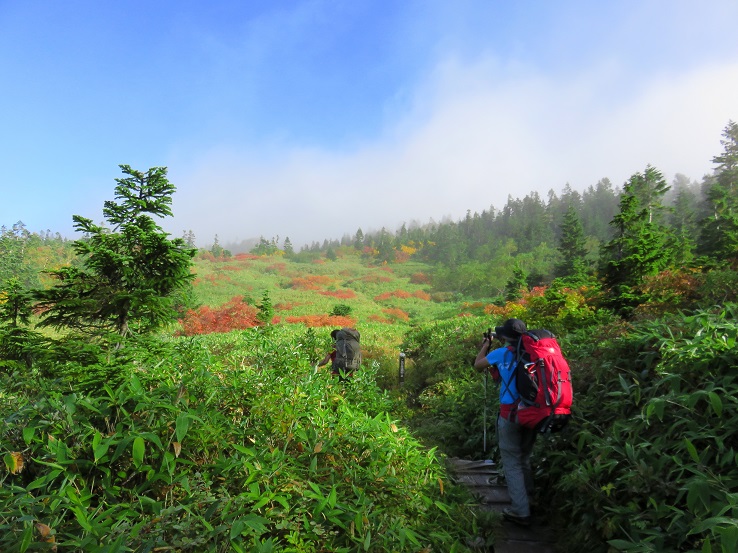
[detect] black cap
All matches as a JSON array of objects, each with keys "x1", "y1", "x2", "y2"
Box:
[{"x1": 495, "y1": 318, "x2": 527, "y2": 339}]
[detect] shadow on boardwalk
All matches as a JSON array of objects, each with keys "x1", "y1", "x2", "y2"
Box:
[{"x1": 447, "y1": 458, "x2": 558, "y2": 553}]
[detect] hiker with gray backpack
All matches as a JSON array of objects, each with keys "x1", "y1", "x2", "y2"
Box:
[{"x1": 318, "y1": 327, "x2": 361, "y2": 382}]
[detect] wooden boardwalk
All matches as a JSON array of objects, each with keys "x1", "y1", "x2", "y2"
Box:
[{"x1": 447, "y1": 458, "x2": 557, "y2": 553}]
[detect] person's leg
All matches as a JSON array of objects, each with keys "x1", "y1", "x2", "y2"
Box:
[
  {"x1": 497, "y1": 415, "x2": 531, "y2": 518},
  {"x1": 520, "y1": 427, "x2": 537, "y2": 497}
]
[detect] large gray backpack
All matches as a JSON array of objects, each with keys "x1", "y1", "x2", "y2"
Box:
[{"x1": 334, "y1": 327, "x2": 361, "y2": 374}]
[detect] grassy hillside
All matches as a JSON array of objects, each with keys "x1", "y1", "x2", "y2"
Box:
[
  {"x1": 189, "y1": 250, "x2": 463, "y2": 325},
  {"x1": 185, "y1": 250, "x2": 480, "y2": 388}
]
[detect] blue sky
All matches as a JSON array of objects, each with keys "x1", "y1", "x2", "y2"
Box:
[{"x1": 2, "y1": 1, "x2": 737, "y2": 249}]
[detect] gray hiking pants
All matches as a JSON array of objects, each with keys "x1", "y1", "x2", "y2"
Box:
[{"x1": 497, "y1": 414, "x2": 538, "y2": 517}]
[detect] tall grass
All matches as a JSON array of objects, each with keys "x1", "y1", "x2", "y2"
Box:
[{"x1": 0, "y1": 327, "x2": 484, "y2": 552}]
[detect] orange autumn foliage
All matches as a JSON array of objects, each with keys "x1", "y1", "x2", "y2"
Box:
[
  {"x1": 265, "y1": 262, "x2": 288, "y2": 274},
  {"x1": 368, "y1": 314, "x2": 394, "y2": 324},
  {"x1": 374, "y1": 290, "x2": 411, "y2": 301},
  {"x1": 374, "y1": 289, "x2": 430, "y2": 301},
  {"x1": 318, "y1": 290, "x2": 356, "y2": 299},
  {"x1": 288, "y1": 275, "x2": 334, "y2": 290},
  {"x1": 275, "y1": 301, "x2": 302, "y2": 311},
  {"x1": 284, "y1": 314, "x2": 356, "y2": 327},
  {"x1": 410, "y1": 272, "x2": 431, "y2": 285},
  {"x1": 381, "y1": 307, "x2": 409, "y2": 322},
  {"x1": 179, "y1": 296, "x2": 259, "y2": 335}
]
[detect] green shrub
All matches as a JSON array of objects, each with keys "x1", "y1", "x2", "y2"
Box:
[
  {"x1": 0, "y1": 328, "x2": 481, "y2": 552},
  {"x1": 330, "y1": 304, "x2": 352, "y2": 317},
  {"x1": 541, "y1": 304, "x2": 738, "y2": 552}
]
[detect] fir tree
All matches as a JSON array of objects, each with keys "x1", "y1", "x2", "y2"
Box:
[
  {"x1": 257, "y1": 290, "x2": 274, "y2": 326},
  {"x1": 555, "y1": 204, "x2": 587, "y2": 280},
  {"x1": 354, "y1": 228, "x2": 364, "y2": 250},
  {"x1": 599, "y1": 167, "x2": 673, "y2": 315},
  {"x1": 505, "y1": 264, "x2": 528, "y2": 302},
  {"x1": 34, "y1": 165, "x2": 196, "y2": 337},
  {"x1": 698, "y1": 120, "x2": 738, "y2": 264},
  {"x1": 283, "y1": 236, "x2": 294, "y2": 256}
]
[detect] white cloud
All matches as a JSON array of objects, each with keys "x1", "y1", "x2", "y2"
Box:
[{"x1": 167, "y1": 56, "x2": 738, "y2": 248}]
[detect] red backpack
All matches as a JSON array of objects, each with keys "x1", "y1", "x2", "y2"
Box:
[{"x1": 510, "y1": 330, "x2": 573, "y2": 432}]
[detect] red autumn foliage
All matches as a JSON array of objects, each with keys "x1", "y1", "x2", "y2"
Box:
[
  {"x1": 288, "y1": 275, "x2": 334, "y2": 290},
  {"x1": 275, "y1": 302, "x2": 302, "y2": 311},
  {"x1": 265, "y1": 262, "x2": 288, "y2": 274},
  {"x1": 179, "y1": 296, "x2": 259, "y2": 336},
  {"x1": 394, "y1": 250, "x2": 411, "y2": 263},
  {"x1": 318, "y1": 290, "x2": 356, "y2": 299},
  {"x1": 374, "y1": 289, "x2": 430, "y2": 301},
  {"x1": 410, "y1": 272, "x2": 431, "y2": 285},
  {"x1": 284, "y1": 315, "x2": 356, "y2": 327},
  {"x1": 484, "y1": 304, "x2": 513, "y2": 317},
  {"x1": 368, "y1": 314, "x2": 394, "y2": 324},
  {"x1": 381, "y1": 307, "x2": 410, "y2": 322},
  {"x1": 374, "y1": 290, "x2": 411, "y2": 301},
  {"x1": 235, "y1": 253, "x2": 260, "y2": 261},
  {"x1": 633, "y1": 269, "x2": 702, "y2": 317}
]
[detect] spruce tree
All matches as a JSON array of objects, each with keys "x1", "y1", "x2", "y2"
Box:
[
  {"x1": 599, "y1": 167, "x2": 673, "y2": 315},
  {"x1": 505, "y1": 264, "x2": 528, "y2": 302},
  {"x1": 256, "y1": 290, "x2": 274, "y2": 326},
  {"x1": 669, "y1": 184, "x2": 698, "y2": 266},
  {"x1": 34, "y1": 165, "x2": 196, "y2": 337},
  {"x1": 283, "y1": 236, "x2": 294, "y2": 256},
  {"x1": 698, "y1": 120, "x2": 738, "y2": 264},
  {"x1": 555, "y1": 204, "x2": 588, "y2": 280},
  {"x1": 354, "y1": 228, "x2": 364, "y2": 250}
]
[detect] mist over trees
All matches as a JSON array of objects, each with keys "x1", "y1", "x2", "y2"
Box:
[
  {"x1": 2, "y1": 121, "x2": 736, "y2": 315},
  {"x1": 232, "y1": 120, "x2": 733, "y2": 308}
]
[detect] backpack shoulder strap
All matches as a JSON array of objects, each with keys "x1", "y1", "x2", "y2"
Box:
[{"x1": 500, "y1": 347, "x2": 518, "y2": 404}]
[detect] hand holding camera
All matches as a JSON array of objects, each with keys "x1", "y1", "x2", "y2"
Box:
[{"x1": 481, "y1": 328, "x2": 497, "y2": 353}]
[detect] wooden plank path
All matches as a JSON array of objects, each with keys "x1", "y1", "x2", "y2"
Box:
[{"x1": 447, "y1": 458, "x2": 557, "y2": 553}]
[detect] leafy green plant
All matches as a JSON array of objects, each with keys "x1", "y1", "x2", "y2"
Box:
[
  {"x1": 0, "y1": 327, "x2": 481, "y2": 552},
  {"x1": 539, "y1": 305, "x2": 738, "y2": 552}
]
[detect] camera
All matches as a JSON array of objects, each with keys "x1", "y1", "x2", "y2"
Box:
[{"x1": 483, "y1": 328, "x2": 496, "y2": 341}]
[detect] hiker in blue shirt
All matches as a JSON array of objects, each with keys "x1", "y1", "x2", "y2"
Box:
[{"x1": 474, "y1": 318, "x2": 537, "y2": 526}]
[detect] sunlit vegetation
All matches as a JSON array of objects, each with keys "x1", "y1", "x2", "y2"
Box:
[{"x1": 2, "y1": 121, "x2": 738, "y2": 550}]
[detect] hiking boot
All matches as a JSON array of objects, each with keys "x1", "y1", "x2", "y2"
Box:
[{"x1": 502, "y1": 507, "x2": 532, "y2": 527}]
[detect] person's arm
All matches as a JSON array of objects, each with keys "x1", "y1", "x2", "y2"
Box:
[
  {"x1": 317, "y1": 352, "x2": 332, "y2": 367},
  {"x1": 474, "y1": 337, "x2": 501, "y2": 381},
  {"x1": 474, "y1": 340, "x2": 491, "y2": 371}
]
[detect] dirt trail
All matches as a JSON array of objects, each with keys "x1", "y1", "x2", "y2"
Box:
[{"x1": 448, "y1": 458, "x2": 557, "y2": 553}]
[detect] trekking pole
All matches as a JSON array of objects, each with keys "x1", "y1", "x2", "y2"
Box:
[
  {"x1": 483, "y1": 369, "x2": 488, "y2": 454},
  {"x1": 481, "y1": 327, "x2": 494, "y2": 457}
]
